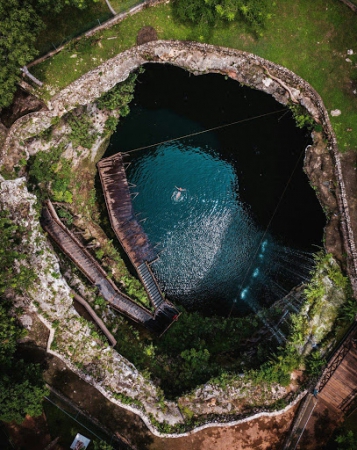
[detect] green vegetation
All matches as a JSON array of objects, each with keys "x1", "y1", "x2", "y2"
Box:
[
  {"x1": 172, "y1": 0, "x2": 270, "y2": 36},
  {"x1": 32, "y1": 0, "x2": 357, "y2": 152},
  {"x1": 35, "y1": 1, "x2": 112, "y2": 55},
  {"x1": 289, "y1": 103, "x2": 316, "y2": 130},
  {"x1": 109, "y1": 0, "x2": 143, "y2": 14},
  {"x1": 0, "y1": 0, "x2": 42, "y2": 107},
  {"x1": 0, "y1": 210, "x2": 37, "y2": 295},
  {"x1": 0, "y1": 303, "x2": 49, "y2": 423},
  {"x1": 114, "y1": 307, "x2": 265, "y2": 398},
  {"x1": 335, "y1": 430, "x2": 357, "y2": 450},
  {"x1": 247, "y1": 251, "x2": 351, "y2": 387},
  {"x1": 97, "y1": 70, "x2": 142, "y2": 115},
  {"x1": 93, "y1": 441, "x2": 114, "y2": 450},
  {"x1": 68, "y1": 111, "x2": 99, "y2": 149},
  {"x1": 29, "y1": 144, "x2": 74, "y2": 203},
  {"x1": 0, "y1": 0, "x2": 102, "y2": 109}
]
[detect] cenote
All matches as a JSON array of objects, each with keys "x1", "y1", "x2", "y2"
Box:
[{"x1": 104, "y1": 64, "x2": 326, "y2": 317}]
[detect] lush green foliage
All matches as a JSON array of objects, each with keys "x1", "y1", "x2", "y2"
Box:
[
  {"x1": 249, "y1": 251, "x2": 349, "y2": 386},
  {"x1": 104, "y1": 116, "x2": 119, "y2": 132},
  {"x1": 305, "y1": 350, "x2": 326, "y2": 377},
  {"x1": 0, "y1": 0, "x2": 98, "y2": 108},
  {"x1": 338, "y1": 297, "x2": 357, "y2": 323},
  {"x1": 58, "y1": 207, "x2": 74, "y2": 225},
  {"x1": 289, "y1": 104, "x2": 316, "y2": 130},
  {"x1": 0, "y1": 211, "x2": 37, "y2": 296},
  {"x1": 67, "y1": 112, "x2": 99, "y2": 149},
  {"x1": 336, "y1": 430, "x2": 357, "y2": 450},
  {"x1": 97, "y1": 70, "x2": 142, "y2": 115},
  {"x1": 29, "y1": 144, "x2": 73, "y2": 203},
  {"x1": 172, "y1": 0, "x2": 269, "y2": 35},
  {"x1": 0, "y1": 305, "x2": 25, "y2": 366},
  {"x1": 0, "y1": 0, "x2": 43, "y2": 108},
  {"x1": 115, "y1": 308, "x2": 263, "y2": 397},
  {"x1": 0, "y1": 303, "x2": 49, "y2": 423}
]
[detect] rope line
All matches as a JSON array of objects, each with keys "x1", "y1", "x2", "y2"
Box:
[
  {"x1": 124, "y1": 108, "x2": 288, "y2": 154},
  {"x1": 228, "y1": 140, "x2": 308, "y2": 318}
]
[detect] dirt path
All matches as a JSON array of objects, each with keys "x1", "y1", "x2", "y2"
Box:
[{"x1": 148, "y1": 409, "x2": 297, "y2": 450}]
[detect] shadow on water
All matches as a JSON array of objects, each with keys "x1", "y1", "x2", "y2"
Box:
[{"x1": 104, "y1": 63, "x2": 325, "y2": 317}]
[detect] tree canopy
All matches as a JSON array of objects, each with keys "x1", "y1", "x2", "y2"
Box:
[
  {"x1": 0, "y1": 211, "x2": 47, "y2": 423},
  {"x1": 172, "y1": 0, "x2": 269, "y2": 35},
  {"x1": 0, "y1": 0, "x2": 97, "y2": 109},
  {"x1": 0, "y1": 303, "x2": 49, "y2": 423}
]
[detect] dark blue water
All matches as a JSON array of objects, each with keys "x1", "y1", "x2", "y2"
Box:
[{"x1": 106, "y1": 64, "x2": 325, "y2": 315}]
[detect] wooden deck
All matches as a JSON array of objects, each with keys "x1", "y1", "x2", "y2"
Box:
[
  {"x1": 97, "y1": 153, "x2": 179, "y2": 320},
  {"x1": 97, "y1": 153, "x2": 157, "y2": 267}
]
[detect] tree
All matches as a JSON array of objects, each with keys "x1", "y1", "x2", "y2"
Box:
[
  {"x1": 336, "y1": 429, "x2": 357, "y2": 450},
  {"x1": 0, "y1": 211, "x2": 48, "y2": 423},
  {"x1": 0, "y1": 303, "x2": 49, "y2": 423},
  {"x1": 97, "y1": 71, "x2": 141, "y2": 116},
  {"x1": 0, "y1": 0, "x2": 97, "y2": 109},
  {"x1": 172, "y1": 0, "x2": 269, "y2": 36},
  {"x1": 0, "y1": 363, "x2": 49, "y2": 424},
  {"x1": 0, "y1": 0, "x2": 43, "y2": 108},
  {"x1": 0, "y1": 211, "x2": 37, "y2": 296}
]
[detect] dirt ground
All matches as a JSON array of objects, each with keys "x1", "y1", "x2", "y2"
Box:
[
  {"x1": 296, "y1": 397, "x2": 342, "y2": 450},
  {"x1": 147, "y1": 409, "x2": 297, "y2": 450},
  {"x1": 4, "y1": 313, "x2": 300, "y2": 450}
]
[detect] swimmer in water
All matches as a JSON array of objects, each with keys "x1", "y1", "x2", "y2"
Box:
[{"x1": 174, "y1": 186, "x2": 186, "y2": 200}]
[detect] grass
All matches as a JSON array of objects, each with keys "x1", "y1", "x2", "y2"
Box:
[
  {"x1": 31, "y1": 0, "x2": 357, "y2": 151},
  {"x1": 35, "y1": 0, "x2": 112, "y2": 56}
]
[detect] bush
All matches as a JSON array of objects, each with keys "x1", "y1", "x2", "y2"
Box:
[
  {"x1": 97, "y1": 70, "x2": 143, "y2": 115},
  {"x1": 67, "y1": 112, "x2": 98, "y2": 149}
]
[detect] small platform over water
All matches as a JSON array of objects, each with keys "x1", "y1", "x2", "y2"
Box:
[
  {"x1": 97, "y1": 153, "x2": 157, "y2": 266},
  {"x1": 97, "y1": 152, "x2": 179, "y2": 323}
]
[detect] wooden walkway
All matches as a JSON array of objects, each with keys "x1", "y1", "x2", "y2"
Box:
[
  {"x1": 97, "y1": 153, "x2": 156, "y2": 267},
  {"x1": 97, "y1": 153, "x2": 179, "y2": 321},
  {"x1": 40, "y1": 200, "x2": 173, "y2": 334}
]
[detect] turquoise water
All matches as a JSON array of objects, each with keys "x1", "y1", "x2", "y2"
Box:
[
  {"x1": 128, "y1": 139, "x2": 267, "y2": 313},
  {"x1": 106, "y1": 64, "x2": 325, "y2": 315}
]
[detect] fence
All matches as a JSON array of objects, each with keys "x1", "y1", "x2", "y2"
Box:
[
  {"x1": 44, "y1": 386, "x2": 132, "y2": 449},
  {"x1": 35, "y1": 12, "x2": 114, "y2": 57}
]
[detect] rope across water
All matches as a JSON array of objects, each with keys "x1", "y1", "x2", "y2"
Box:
[{"x1": 124, "y1": 108, "x2": 288, "y2": 154}]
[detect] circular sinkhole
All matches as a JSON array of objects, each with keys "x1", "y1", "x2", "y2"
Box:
[{"x1": 105, "y1": 64, "x2": 326, "y2": 316}]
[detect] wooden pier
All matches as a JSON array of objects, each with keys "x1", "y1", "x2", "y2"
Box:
[
  {"x1": 97, "y1": 153, "x2": 179, "y2": 322},
  {"x1": 40, "y1": 200, "x2": 176, "y2": 334},
  {"x1": 97, "y1": 153, "x2": 156, "y2": 267}
]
